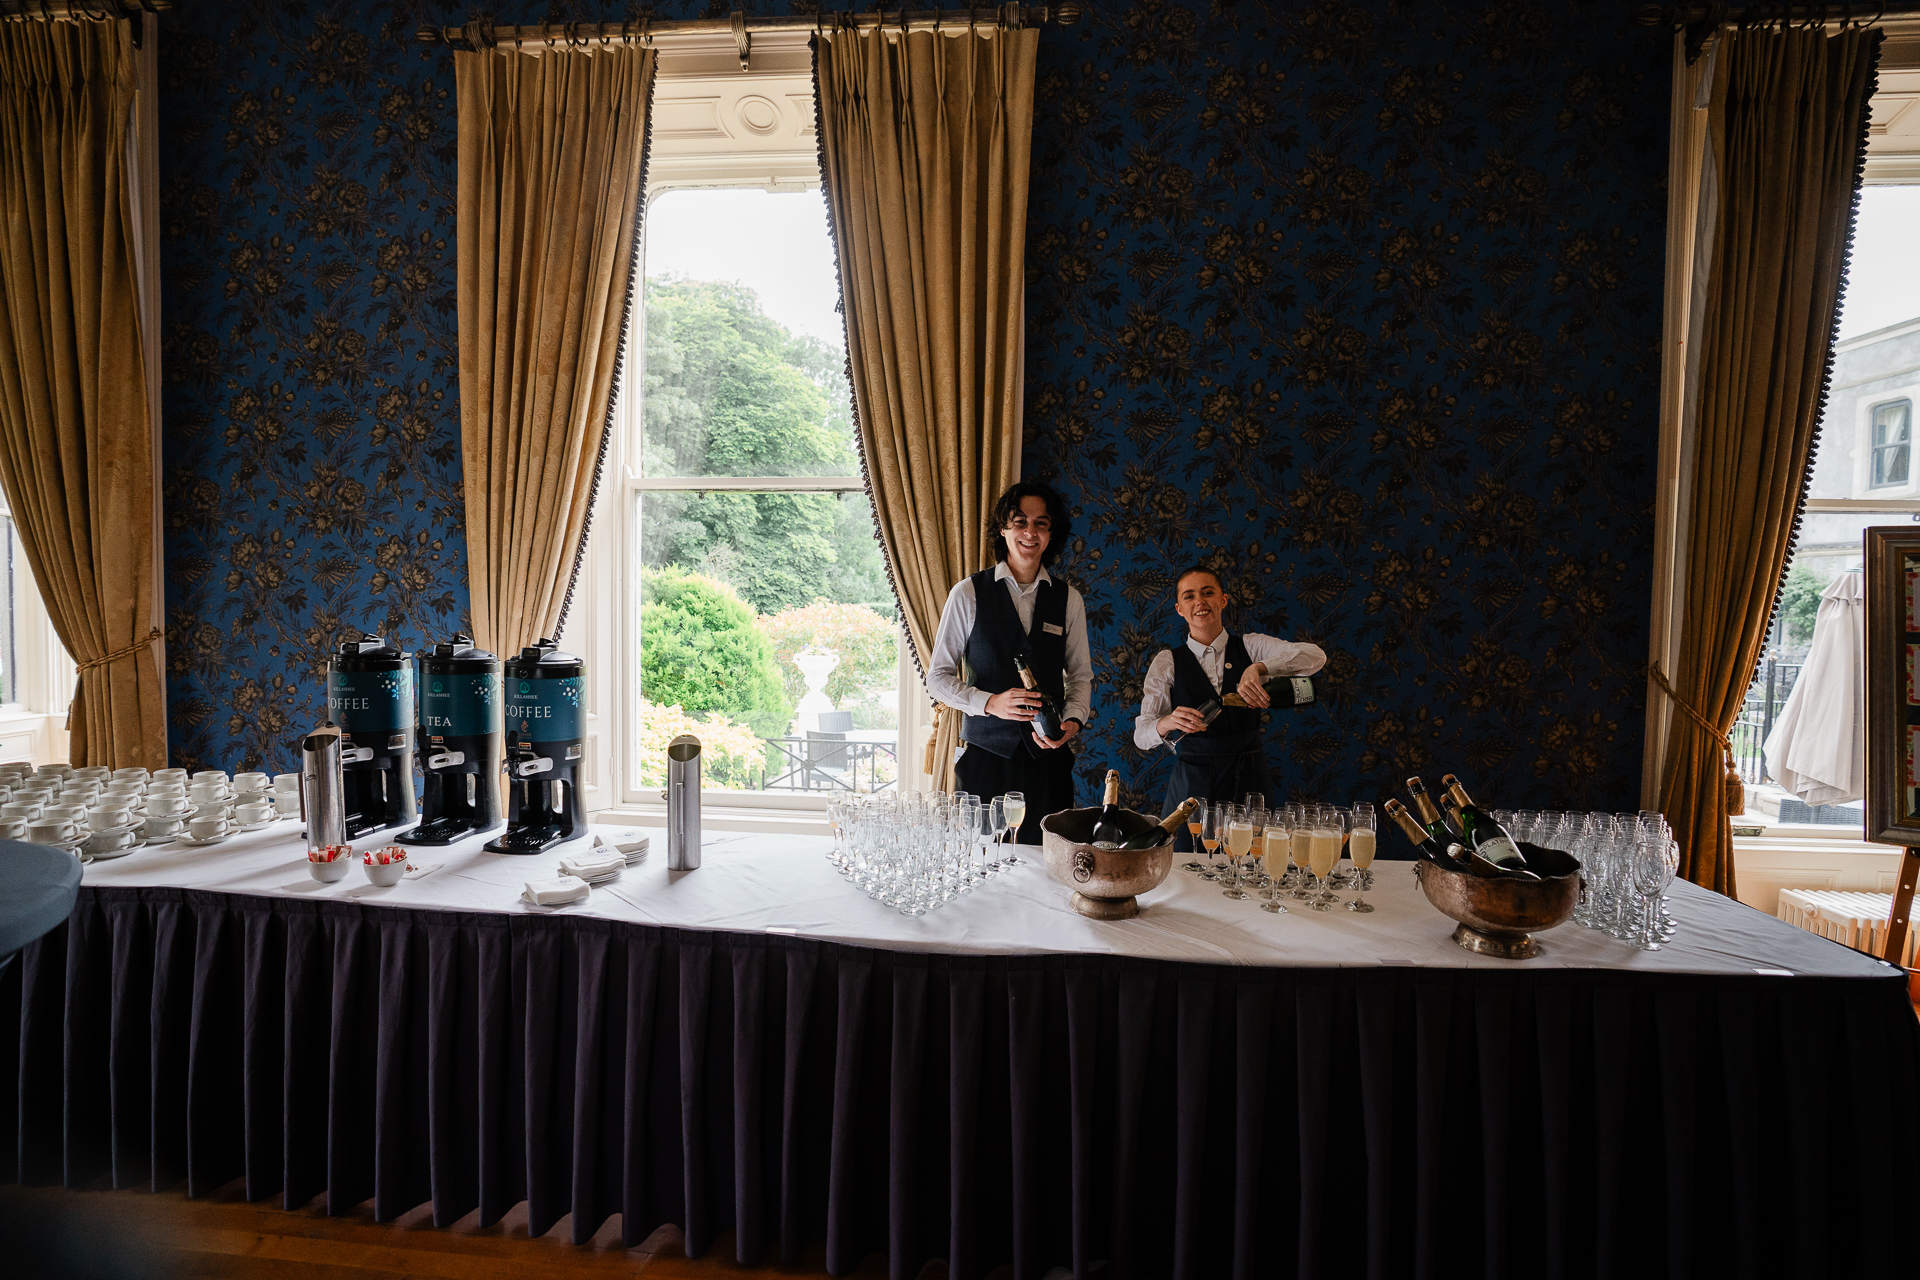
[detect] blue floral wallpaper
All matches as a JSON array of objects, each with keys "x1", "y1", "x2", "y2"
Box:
[{"x1": 158, "y1": 0, "x2": 1667, "y2": 806}]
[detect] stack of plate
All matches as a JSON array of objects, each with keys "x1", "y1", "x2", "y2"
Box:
[
  {"x1": 557, "y1": 847, "x2": 626, "y2": 887},
  {"x1": 595, "y1": 828, "x2": 651, "y2": 867}
]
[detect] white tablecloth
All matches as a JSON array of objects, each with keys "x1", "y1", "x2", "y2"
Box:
[{"x1": 75, "y1": 820, "x2": 1895, "y2": 978}]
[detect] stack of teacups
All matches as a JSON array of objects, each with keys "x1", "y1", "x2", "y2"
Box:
[
  {"x1": 144, "y1": 773, "x2": 190, "y2": 844},
  {"x1": 272, "y1": 772, "x2": 301, "y2": 816},
  {"x1": 82, "y1": 789, "x2": 141, "y2": 859},
  {"x1": 232, "y1": 772, "x2": 277, "y2": 831},
  {"x1": 185, "y1": 771, "x2": 235, "y2": 843}
]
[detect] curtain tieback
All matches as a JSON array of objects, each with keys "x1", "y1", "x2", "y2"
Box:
[
  {"x1": 76, "y1": 628, "x2": 163, "y2": 674},
  {"x1": 1647, "y1": 661, "x2": 1744, "y2": 817}
]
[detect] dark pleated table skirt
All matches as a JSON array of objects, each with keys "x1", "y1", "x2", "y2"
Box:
[{"x1": 5, "y1": 886, "x2": 1917, "y2": 1280}]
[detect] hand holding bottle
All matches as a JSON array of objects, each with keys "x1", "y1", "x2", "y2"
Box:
[{"x1": 985, "y1": 689, "x2": 1038, "y2": 722}]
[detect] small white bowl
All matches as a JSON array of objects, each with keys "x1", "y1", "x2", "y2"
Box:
[
  {"x1": 309, "y1": 857, "x2": 351, "y2": 883},
  {"x1": 363, "y1": 860, "x2": 406, "y2": 887}
]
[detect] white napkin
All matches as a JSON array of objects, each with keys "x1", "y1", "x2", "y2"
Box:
[
  {"x1": 595, "y1": 829, "x2": 651, "y2": 862},
  {"x1": 522, "y1": 875, "x2": 589, "y2": 906},
  {"x1": 558, "y1": 849, "x2": 624, "y2": 879}
]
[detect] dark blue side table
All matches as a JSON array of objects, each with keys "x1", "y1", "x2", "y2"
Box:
[{"x1": 0, "y1": 839, "x2": 81, "y2": 973}]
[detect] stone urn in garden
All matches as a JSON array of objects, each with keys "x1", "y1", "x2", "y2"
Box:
[{"x1": 793, "y1": 646, "x2": 839, "y2": 734}]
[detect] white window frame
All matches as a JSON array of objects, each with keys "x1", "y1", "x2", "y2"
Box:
[
  {"x1": 566, "y1": 27, "x2": 929, "y2": 834},
  {"x1": 1867, "y1": 397, "x2": 1914, "y2": 490}
]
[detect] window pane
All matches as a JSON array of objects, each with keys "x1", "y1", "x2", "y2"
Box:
[
  {"x1": 635, "y1": 489, "x2": 901, "y2": 795},
  {"x1": 639, "y1": 189, "x2": 855, "y2": 478}
]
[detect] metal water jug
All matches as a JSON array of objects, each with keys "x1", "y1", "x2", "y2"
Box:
[
  {"x1": 665, "y1": 734, "x2": 701, "y2": 871},
  {"x1": 300, "y1": 721, "x2": 347, "y2": 849}
]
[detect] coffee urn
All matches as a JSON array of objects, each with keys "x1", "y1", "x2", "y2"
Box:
[
  {"x1": 399, "y1": 632, "x2": 504, "y2": 846},
  {"x1": 485, "y1": 638, "x2": 589, "y2": 854},
  {"x1": 328, "y1": 631, "x2": 418, "y2": 838}
]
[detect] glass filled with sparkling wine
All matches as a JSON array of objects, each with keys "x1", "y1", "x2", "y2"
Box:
[
  {"x1": 1001, "y1": 791, "x2": 1025, "y2": 865},
  {"x1": 1259, "y1": 817, "x2": 1289, "y2": 913},
  {"x1": 1223, "y1": 807, "x2": 1254, "y2": 900},
  {"x1": 1346, "y1": 809, "x2": 1377, "y2": 912}
]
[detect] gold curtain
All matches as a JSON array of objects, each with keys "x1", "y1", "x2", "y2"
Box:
[
  {"x1": 456, "y1": 44, "x2": 654, "y2": 659},
  {"x1": 815, "y1": 24, "x2": 1038, "y2": 790},
  {"x1": 0, "y1": 18, "x2": 164, "y2": 768},
  {"x1": 1660, "y1": 26, "x2": 1880, "y2": 893}
]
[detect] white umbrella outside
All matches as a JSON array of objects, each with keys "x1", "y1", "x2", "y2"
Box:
[{"x1": 1763, "y1": 571, "x2": 1864, "y2": 808}]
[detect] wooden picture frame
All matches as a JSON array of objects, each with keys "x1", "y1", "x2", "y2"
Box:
[{"x1": 1861, "y1": 526, "x2": 1920, "y2": 965}]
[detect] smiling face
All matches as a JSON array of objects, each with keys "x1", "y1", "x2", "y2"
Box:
[
  {"x1": 1175, "y1": 570, "x2": 1229, "y2": 640},
  {"x1": 1001, "y1": 495, "x2": 1053, "y2": 567}
]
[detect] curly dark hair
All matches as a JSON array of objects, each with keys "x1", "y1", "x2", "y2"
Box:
[{"x1": 986, "y1": 480, "x2": 1071, "y2": 567}]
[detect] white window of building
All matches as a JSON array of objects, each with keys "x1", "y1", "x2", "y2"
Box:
[
  {"x1": 566, "y1": 29, "x2": 931, "y2": 830},
  {"x1": 1870, "y1": 399, "x2": 1912, "y2": 488}
]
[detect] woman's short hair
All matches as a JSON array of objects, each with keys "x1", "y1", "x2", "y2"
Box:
[
  {"x1": 987, "y1": 481, "x2": 1071, "y2": 567},
  {"x1": 1173, "y1": 565, "x2": 1225, "y2": 596}
]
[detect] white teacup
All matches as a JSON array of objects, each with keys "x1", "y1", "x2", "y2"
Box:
[
  {"x1": 83, "y1": 828, "x2": 135, "y2": 856},
  {"x1": 146, "y1": 793, "x2": 190, "y2": 817},
  {"x1": 48, "y1": 804, "x2": 90, "y2": 824},
  {"x1": 152, "y1": 768, "x2": 189, "y2": 785},
  {"x1": 192, "y1": 769, "x2": 229, "y2": 786},
  {"x1": 63, "y1": 784, "x2": 103, "y2": 805},
  {"x1": 142, "y1": 814, "x2": 183, "y2": 840},
  {"x1": 38, "y1": 763, "x2": 74, "y2": 777},
  {"x1": 2, "y1": 801, "x2": 43, "y2": 822},
  {"x1": 188, "y1": 815, "x2": 231, "y2": 842},
  {"x1": 273, "y1": 772, "x2": 301, "y2": 793},
  {"x1": 111, "y1": 766, "x2": 150, "y2": 782},
  {"x1": 89, "y1": 806, "x2": 137, "y2": 833},
  {"x1": 22, "y1": 777, "x2": 60, "y2": 794},
  {"x1": 235, "y1": 800, "x2": 275, "y2": 826},
  {"x1": 73, "y1": 765, "x2": 111, "y2": 780},
  {"x1": 29, "y1": 817, "x2": 76, "y2": 845},
  {"x1": 0, "y1": 818, "x2": 25, "y2": 840},
  {"x1": 191, "y1": 801, "x2": 231, "y2": 822},
  {"x1": 146, "y1": 780, "x2": 186, "y2": 798},
  {"x1": 188, "y1": 785, "x2": 232, "y2": 807},
  {"x1": 274, "y1": 792, "x2": 301, "y2": 815},
  {"x1": 233, "y1": 771, "x2": 272, "y2": 794}
]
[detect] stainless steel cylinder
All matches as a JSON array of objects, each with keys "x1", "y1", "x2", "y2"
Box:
[
  {"x1": 666, "y1": 734, "x2": 701, "y2": 871},
  {"x1": 301, "y1": 722, "x2": 347, "y2": 850}
]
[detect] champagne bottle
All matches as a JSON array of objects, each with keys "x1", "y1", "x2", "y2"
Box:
[
  {"x1": 1385, "y1": 798, "x2": 1467, "y2": 869},
  {"x1": 1090, "y1": 769, "x2": 1128, "y2": 846},
  {"x1": 1118, "y1": 796, "x2": 1199, "y2": 849},
  {"x1": 1162, "y1": 697, "x2": 1222, "y2": 748},
  {"x1": 1221, "y1": 670, "x2": 1318, "y2": 709},
  {"x1": 1012, "y1": 652, "x2": 1064, "y2": 741},
  {"x1": 1404, "y1": 777, "x2": 1458, "y2": 842},
  {"x1": 1437, "y1": 775, "x2": 1532, "y2": 872}
]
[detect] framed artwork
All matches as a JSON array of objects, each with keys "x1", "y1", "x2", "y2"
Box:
[{"x1": 1862, "y1": 527, "x2": 1920, "y2": 967}]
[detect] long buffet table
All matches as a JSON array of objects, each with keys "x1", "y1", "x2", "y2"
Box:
[{"x1": 5, "y1": 821, "x2": 1917, "y2": 1280}]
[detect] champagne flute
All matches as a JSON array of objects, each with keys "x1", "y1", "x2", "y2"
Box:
[
  {"x1": 1289, "y1": 806, "x2": 1315, "y2": 899},
  {"x1": 1223, "y1": 807, "x2": 1255, "y2": 900},
  {"x1": 1183, "y1": 799, "x2": 1209, "y2": 874},
  {"x1": 1346, "y1": 809, "x2": 1377, "y2": 913},
  {"x1": 1259, "y1": 816, "x2": 1289, "y2": 914},
  {"x1": 1002, "y1": 791, "x2": 1026, "y2": 865},
  {"x1": 985, "y1": 796, "x2": 1007, "y2": 885},
  {"x1": 1199, "y1": 804, "x2": 1224, "y2": 880},
  {"x1": 1307, "y1": 808, "x2": 1342, "y2": 911}
]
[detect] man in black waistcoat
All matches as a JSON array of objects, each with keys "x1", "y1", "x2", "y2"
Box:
[
  {"x1": 1134, "y1": 567, "x2": 1325, "y2": 837},
  {"x1": 926, "y1": 481, "x2": 1091, "y2": 844}
]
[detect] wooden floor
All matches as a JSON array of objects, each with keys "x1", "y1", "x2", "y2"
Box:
[{"x1": 0, "y1": 1179, "x2": 986, "y2": 1279}]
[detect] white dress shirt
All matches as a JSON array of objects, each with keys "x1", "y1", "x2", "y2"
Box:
[
  {"x1": 1133, "y1": 631, "x2": 1327, "y2": 749},
  {"x1": 926, "y1": 563, "x2": 1093, "y2": 727}
]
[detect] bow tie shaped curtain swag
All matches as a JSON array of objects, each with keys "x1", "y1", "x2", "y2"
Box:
[
  {"x1": 0, "y1": 16, "x2": 166, "y2": 768},
  {"x1": 815, "y1": 23, "x2": 1039, "y2": 790}
]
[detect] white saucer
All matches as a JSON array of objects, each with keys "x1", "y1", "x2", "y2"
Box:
[
  {"x1": 237, "y1": 819, "x2": 277, "y2": 832},
  {"x1": 175, "y1": 832, "x2": 232, "y2": 847},
  {"x1": 141, "y1": 834, "x2": 177, "y2": 846},
  {"x1": 581, "y1": 871, "x2": 621, "y2": 886},
  {"x1": 81, "y1": 844, "x2": 138, "y2": 861}
]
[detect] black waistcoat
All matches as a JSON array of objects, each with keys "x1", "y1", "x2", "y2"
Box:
[
  {"x1": 961, "y1": 567, "x2": 1069, "y2": 758},
  {"x1": 1167, "y1": 634, "x2": 1263, "y2": 755}
]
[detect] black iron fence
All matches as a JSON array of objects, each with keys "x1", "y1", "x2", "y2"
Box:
[{"x1": 1729, "y1": 657, "x2": 1802, "y2": 785}]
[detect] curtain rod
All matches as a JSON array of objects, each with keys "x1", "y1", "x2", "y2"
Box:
[
  {"x1": 0, "y1": 0, "x2": 171, "y2": 17},
  {"x1": 417, "y1": 5, "x2": 1081, "y2": 62},
  {"x1": 1632, "y1": 3, "x2": 1913, "y2": 63}
]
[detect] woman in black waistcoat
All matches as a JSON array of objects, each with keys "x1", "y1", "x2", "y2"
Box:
[
  {"x1": 1134, "y1": 567, "x2": 1325, "y2": 841},
  {"x1": 925, "y1": 482, "x2": 1091, "y2": 844}
]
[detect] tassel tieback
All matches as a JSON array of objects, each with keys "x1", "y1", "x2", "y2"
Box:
[{"x1": 1648, "y1": 660, "x2": 1745, "y2": 817}]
